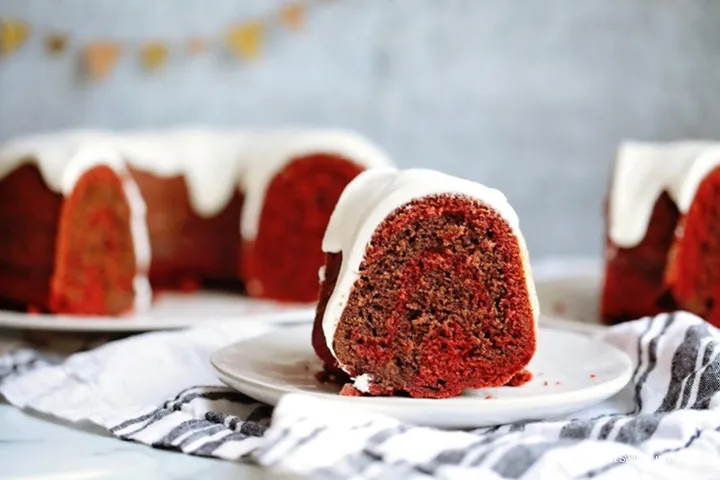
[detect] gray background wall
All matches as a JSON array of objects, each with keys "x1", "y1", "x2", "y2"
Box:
[{"x1": 2, "y1": 0, "x2": 720, "y2": 260}]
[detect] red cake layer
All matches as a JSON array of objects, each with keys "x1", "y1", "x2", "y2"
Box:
[
  {"x1": 600, "y1": 192, "x2": 680, "y2": 325},
  {"x1": 129, "y1": 167, "x2": 244, "y2": 291},
  {"x1": 0, "y1": 165, "x2": 62, "y2": 311},
  {"x1": 49, "y1": 165, "x2": 137, "y2": 315},
  {"x1": 241, "y1": 154, "x2": 364, "y2": 303},
  {"x1": 665, "y1": 167, "x2": 720, "y2": 327},
  {"x1": 313, "y1": 195, "x2": 536, "y2": 399}
]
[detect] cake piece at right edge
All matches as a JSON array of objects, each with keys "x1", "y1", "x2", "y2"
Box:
[
  {"x1": 311, "y1": 168, "x2": 539, "y2": 399},
  {"x1": 601, "y1": 141, "x2": 720, "y2": 327}
]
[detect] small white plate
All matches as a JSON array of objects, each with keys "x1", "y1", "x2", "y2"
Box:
[
  {"x1": 211, "y1": 322, "x2": 632, "y2": 428},
  {"x1": 0, "y1": 291, "x2": 315, "y2": 332}
]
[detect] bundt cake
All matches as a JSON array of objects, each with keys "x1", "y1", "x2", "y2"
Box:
[
  {"x1": 601, "y1": 141, "x2": 720, "y2": 327},
  {"x1": 311, "y1": 168, "x2": 539, "y2": 399},
  {"x1": 0, "y1": 127, "x2": 392, "y2": 316}
]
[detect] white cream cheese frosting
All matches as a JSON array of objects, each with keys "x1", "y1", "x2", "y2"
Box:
[
  {"x1": 608, "y1": 141, "x2": 720, "y2": 248},
  {"x1": 0, "y1": 127, "x2": 394, "y2": 313},
  {"x1": 0, "y1": 127, "x2": 249, "y2": 219},
  {"x1": 0, "y1": 127, "x2": 392, "y2": 237},
  {"x1": 320, "y1": 168, "x2": 539, "y2": 370}
]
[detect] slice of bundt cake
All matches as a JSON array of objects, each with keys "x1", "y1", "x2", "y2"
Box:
[
  {"x1": 239, "y1": 130, "x2": 393, "y2": 303},
  {"x1": 601, "y1": 141, "x2": 720, "y2": 327},
  {"x1": 0, "y1": 135, "x2": 151, "y2": 316},
  {"x1": 311, "y1": 168, "x2": 539, "y2": 399}
]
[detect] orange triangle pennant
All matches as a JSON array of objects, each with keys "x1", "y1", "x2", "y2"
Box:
[
  {"x1": 225, "y1": 21, "x2": 264, "y2": 61},
  {"x1": 279, "y1": 3, "x2": 305, "y2": 31},
  {"x1": 140, "y1": 41, "x2": 169, "y2": 72},
  {"x1": 82, "y1": 42, "x2": 121, "y2": 81},
  {"x1": 0, "y1": 18, "x2": 30, "y2": 57}
]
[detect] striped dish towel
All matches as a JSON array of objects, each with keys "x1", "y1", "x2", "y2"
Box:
[{"x1": 2, "y1": 312, "x2": 720, "y2": 479}]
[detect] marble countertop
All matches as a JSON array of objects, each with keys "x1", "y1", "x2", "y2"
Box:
[
  {"x1": 0, "y1": 325, "x2": 298, "y2": 480},
  {"x1": 0, "y1": 402, "x2": 298, "y2": 480}
]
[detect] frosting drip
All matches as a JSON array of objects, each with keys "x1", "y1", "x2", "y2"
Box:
[
  {"x1": 608, "y1": 141, "x2": 720, "y2": 248},
  {"x1": 353, "y1": 373, "x2": 373, "y2": 393},
  {"x1": 0, "y1": 128, "x2": 249, "y2": 218},
  {"x1": 0, "y1": 127, "x2": 394, "y2": 313},
  {"x1": 320, "y1": 168, "x2": 539, "y2": 370},
  {"x1": 0, "y1": 127, "x2": 392, "y2": 240}
]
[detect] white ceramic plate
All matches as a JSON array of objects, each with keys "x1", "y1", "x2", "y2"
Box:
[
  {"x1": 0, "y1": 291, "x2": 315, "y2": 332},
  {"x1": 211, "y1": 322, "x2": 632, "y2": 428},
  {"x1": 533, "y1": 257, "x2": 606, "y2": 335}
]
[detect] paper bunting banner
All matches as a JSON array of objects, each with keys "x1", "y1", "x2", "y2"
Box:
[
  {"x1": 1, "y1": 1, "x2": 331, "y2": 80},
  {"x1": 0, "y1": 18, "x2": 30, "y2": 57},
  {"x1": 225, "y1": 22, "x2": 264, "y2": 60},
  {"x1": 140, "y1": 42, "x2": 169, "y2": 72},
  {"x1": 82, "y1": 42, "x2": 121, "y2": 82},
  {"x1": 279, "y1": 3, "x2": 306, "y2": 31},
  {"x1": 45, "y1": 34, "x2": 68, "y2": 56}
]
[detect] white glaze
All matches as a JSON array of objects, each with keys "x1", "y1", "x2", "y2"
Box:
[
  {"x1": 320, "y1": 168, "x2": 539, "y2": 370},
  {"x1": 237, "y1": 129, "x2": 394, "y2": 241},
  {"x1": 0, "y1": 128, "x2": 250, "y2": 218},
  {"x1": 608, "y1": 141, "x2": 720, "y2": 248},
  {"x1": 0, "y1": 127, "x2": 392, "y2": 236},
  {"x1": 0, "y1": 127, "x2": 393, "y2": 313},
  {"x1": 115, "y1": 128, "x2": 250, "y2": 218},
  {"x1": 353, "y1": 373, "x2": 373, "y2": 393},
  {"x1": 0, "y1": 129, "x2": 114, "y2": 192}
]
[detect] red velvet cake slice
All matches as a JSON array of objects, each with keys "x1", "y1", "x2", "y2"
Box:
[
  {"x1": 0, "y1": 134, "x2": 152, "y2": 316},
  {"x1": 239, "y1": 130, "x2": 393, "y2": 303},
  {"x1": 312, "y1": 168, "x2": 539, "y2": 399}
]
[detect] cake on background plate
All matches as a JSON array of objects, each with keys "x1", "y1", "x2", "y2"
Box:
[
  {"x1": 601, "y1": 141, "x2": 720, "y2": 327},
  {"x1": 0, "y1": 127, "x2": 392, "y2": 316},
  {"x1": 312, "y1": 168, "x2": 538, "y2": 399}
]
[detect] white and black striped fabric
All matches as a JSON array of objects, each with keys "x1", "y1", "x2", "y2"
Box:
[{"x1": 2, "y1": 311, "x2": 720, "y2": 479}]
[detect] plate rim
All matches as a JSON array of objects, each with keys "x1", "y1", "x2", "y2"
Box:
[
  {"x1": 210, "y1": 322, "x2": 633, "y2": 409},
  {"x1": 0, "y1": 291, "x2": 316, "y2": 332}
]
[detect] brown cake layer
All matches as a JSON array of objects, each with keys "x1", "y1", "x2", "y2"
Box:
[
  {"x1": 0, "y1": 164, "x2": 62, "y2": 311},
  {"x1": 129, "y1": 167, "x2": 244, "y2": 291}
]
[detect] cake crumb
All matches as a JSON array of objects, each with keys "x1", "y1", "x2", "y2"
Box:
[
  {"x1": 543, "y1": 381, "x2": 549, "y2": 386},
  {"x1": 555, "y1": 381, "x2": 562, "y2": 385},
  {"x1": 339, "y1": 384, "x2": 362, "y2": 397},
  {"x1": 504, "y1": 369, "x2": 533, "y2": 387},
  {"x1": 484, "y1": 394, "x2": 493, "y2": 399},
  {"x1": 590, "y1": 373, "x2": 597, "y2": 379},
  {"x1": 552, "y1": 301, "x2": 567, "y2": 315}
]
